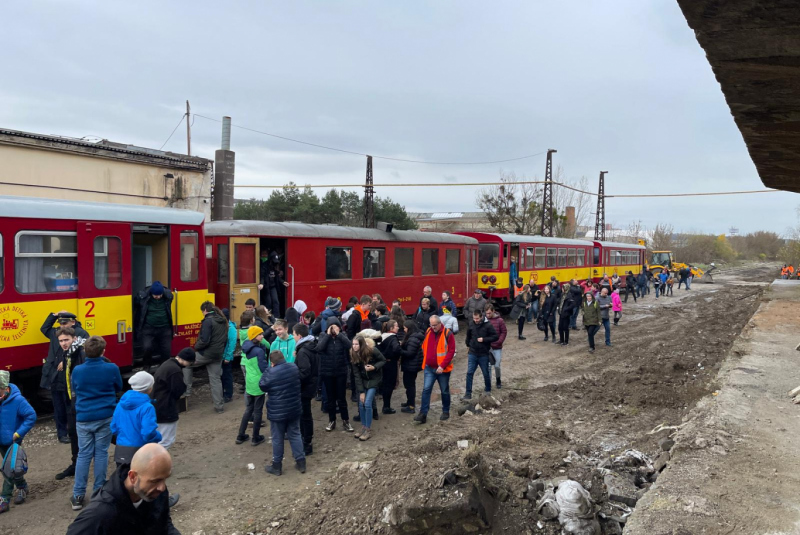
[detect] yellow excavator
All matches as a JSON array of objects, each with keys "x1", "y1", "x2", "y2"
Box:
[{"x1": 648, "y1": 251, "x2": 715, "y2": 282}]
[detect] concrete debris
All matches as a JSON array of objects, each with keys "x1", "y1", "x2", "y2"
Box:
[
  {"x1": 478, "y1": 393, "x2": 501, "y2": 410},
  {"x1": 457, "y1": 440, "x2": 469, "y2": 449},
  {"x1": 555, "y1": 480, "x2": 601, "y2": 535},
  {"x1": 536, "y1": 488, "x2": 560, "y2": 520},
  {"x1": 337, "y1": 461, "x2": 372, "y2": 476},
  {"x1": 612, "y1": 449, "x2": 654, "y2": 471},
  {"x1": 653, "y1": 451, "x2": 670, "y2": 473},
  {"x1": 657, "y1": 437, "x2": 675, "y2": 451}
]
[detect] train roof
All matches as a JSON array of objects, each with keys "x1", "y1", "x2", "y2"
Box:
[
  {"x1": 456, "y1": 232, "x2": 592, "y2": 247},
  {"x1": 206, "y1": 220, "x2": 478, "y2": 245},
  {"x1": 0, "y1": 196, "x2": 205, "y2": 226},
  {"x1": 595, "y1": 240, "x2": 646, "y2": 249}
]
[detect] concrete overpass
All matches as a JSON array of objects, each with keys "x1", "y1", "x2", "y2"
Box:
[{"x1": 677, "y1": 1, "x2": 800, "y2": 192}]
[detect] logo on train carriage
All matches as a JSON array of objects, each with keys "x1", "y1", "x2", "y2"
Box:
[{"x1": 0, "y1": 306, "x2": 29, "y2": 343}]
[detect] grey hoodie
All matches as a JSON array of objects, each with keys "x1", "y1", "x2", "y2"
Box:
[{"x1": 596, "y1": 294, "x2": 612, "y2": 320}]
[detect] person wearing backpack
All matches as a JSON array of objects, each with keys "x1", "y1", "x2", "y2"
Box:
[
  {"x1": 110, "y1": 372, "x2": 161, "y2": 467},
  {"x1": 237, "y1": 327, "x2": 269, "y2": 447},
  {"x1": 292, "y1": 323, "x2": 319, "y2": 456},
  {"x1": 0, "y1": 370, "x2": 36, "y2": 513}
]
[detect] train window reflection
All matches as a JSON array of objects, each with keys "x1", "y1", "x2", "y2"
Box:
[
  {"x1": 546, "y1": 248, "x2": 557, "y2": 268},
  {"x1": 577, "y1": 249, "x2": 585, "y2": 267},
  {"x1": 567, "y1": 249, "x2": 576, "y2": 267},
  {"x1": 534, "y1": 247, "x2": 545, "y2": 269},
  {"x1": 445, "y1": 249, "x2": 460, "y2": 274},
  {"x1": 478, "y1": 244, "x2": 498, "y2": 270},
  {"x1": 94, "y1": 237, "x2": 122, "y2": 290},
  {"x1": 15, "y1": 231, "x2": 78, "y2": 294},
  {"x1": 363, "y1": 248, "x2": 385, "y2": 278},
  {"x1": 525, "y1": 247, "x2": 534, "y2": 269},
  {"x1": 558, "y1": 248, "x2": 567, "y2": 267},
  {"x1": 326, "y1": 247, "x2": 352, "y2": 280},
  {"x1": 395, "y1": 248, "x2": 414, "y2": 277},
  {"x1": 180, "y1": 231, "x2": 199, "y2": 282},
  {"x1": 422, "y1": 248, "x2": 439, "y2": 275}
]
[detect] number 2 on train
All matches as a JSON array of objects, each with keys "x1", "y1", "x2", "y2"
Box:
[{"x1": 85, "y1": 300, "x2": 96, "y2": 318}]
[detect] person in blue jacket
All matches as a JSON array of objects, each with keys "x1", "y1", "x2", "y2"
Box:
[
  {"x1": 110, "y1": 371, "x2": 161, "y2": 467},
  {"x1": 0, "y1": 370, "x2": 36, "y2": 514},
  {"x1": 221, "y1": 308, "x2": 238, "y2": 403},
  {"x1": 260, "y1": 351, "x2": 305, "y2": 477}
]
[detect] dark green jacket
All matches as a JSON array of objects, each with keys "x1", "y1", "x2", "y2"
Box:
[
  {"x1": 581, "y1": 298, "x2": 601, "y2": 326},
  {"x1": 352, "y1": 347, "x2": 386, "y2": 393}
]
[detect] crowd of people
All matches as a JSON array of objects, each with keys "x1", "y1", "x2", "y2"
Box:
[{"x1": 0, "y1": 271, "x2": 678, "y2": 532}]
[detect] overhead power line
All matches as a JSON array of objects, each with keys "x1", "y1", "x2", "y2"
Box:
[
  {"x1": 192, "y1": 113, "x2": 545, "y2": 165},
  {"x1": 159, "y1": 114, "x2": 186, "y2": 150}
]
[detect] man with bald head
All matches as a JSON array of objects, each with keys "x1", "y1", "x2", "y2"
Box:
[{"x1": 67, "y1": 443, "x2": 179, "y2": 534}]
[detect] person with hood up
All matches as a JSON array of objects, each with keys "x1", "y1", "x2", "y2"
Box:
[
  {"x1": 464, "y1": 289, "x2": 486, "y2": 319},
  {"x1": 292, "y1": 324, "x2": 318, "y2": 456},
  {"x1": 40, "y1": 310, "x2": 88, "y2": 443},
  {"x1": 312, "y1": 297, "x2": 342, "y2": 336},
  {"x1": 597, "y1": 287, "x2": 613, "y2": 347},
  {"x1": 399, "y1": 322, "x2": 425, "y2": 414},
  {"x1": 284, "y1": 300, "x2": 307, "y2": 333},
  {"x1": 414, "y1": 298, "x2": 434, "y2": 331},
  {"x1": 184, "y1": 302, "x2": 228, "y2": 413},
  {"x1": 438, "y1": 291, "x2": 456, "y2": 317},
  {"x1": 0, "y1": 370, "x2": 36, "y2": 514},
  {"x1": 377, "y1": 320, "x2": 401, "y2": 415},
  {"x1": 509, "y1": 281, "x2": 531, "y2": 340},
  {"x1": 111, "y1": 372, "x2": 161, "y2": 467},
  {"x1": 260, "y1": 351, "x2": 306, "y2": 476},
  {"x1": 463, "y1": 310, "x2": 499, "y2": 399},
  {"x1": 351, "y1": 335, "x2": 386, "y2": 441},
  {"x1": 221, "y1": 308, "x2": 238, "y2": 403},
  {"x1": 558, "y1": 286, "x2": 579, "y2": 346},
  {"x1": 316, "y1": 318, "x2": 354, "y2": 432},
  {"x1": 152, "y1": 348, "x2": 193, "y2": 451},
  {"x1": 485, "y1": 304, "x2": 507, "y2": 389},
  {"x1": 439, "y1": 307, "x2": 459, "y2": 334},
  {"x1": 66, "y1": 444, "x2": 178, "y2": 535},
  {"x1": 236, "y1": 327, "x2": 269, "y2": 447},
  {"x1": 582, "y1": 290, "x2": 602, "y2": 353}
]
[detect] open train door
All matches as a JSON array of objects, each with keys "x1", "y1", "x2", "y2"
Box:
[
  {"x1": 228, "y1": 237, "x2": 260, "y2": 320},
  {"x1": 76, "y1": 222, "x2": 133, "y2": 368}
]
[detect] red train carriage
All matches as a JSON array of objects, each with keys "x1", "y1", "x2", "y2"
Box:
[
  {"x1": 204, "y1": 221, "x2": 478, "y2": 319},
  {"x1": 0, "y1": 197, "x2": 209, "y2": 388}
]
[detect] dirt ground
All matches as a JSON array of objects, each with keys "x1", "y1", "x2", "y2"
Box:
[{"x1": 0, "y1": 264, "x2": 775, "y2": 535}]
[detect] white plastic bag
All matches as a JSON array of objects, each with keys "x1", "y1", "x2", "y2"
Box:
[{"x1": 555, "y1": 480, "x2": 600, "y2": 535}]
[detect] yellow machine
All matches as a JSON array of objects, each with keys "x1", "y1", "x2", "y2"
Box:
[{"x1": 648, "y1": 251, "x2": 707, "y2": 279}]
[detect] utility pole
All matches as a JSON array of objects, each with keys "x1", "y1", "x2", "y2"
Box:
[
  {"x1": 186, "y1": 100, "x2": 192, "y2": 156},
  {"x1": 540, "y1": 149, "x2": 557, "y2": 237},
  {"x1": 594, "y1": 171, "x2": 607, "y2": 241},
  {"x1": 363, "y1": 155, "x2": 375, "y2": 228}
]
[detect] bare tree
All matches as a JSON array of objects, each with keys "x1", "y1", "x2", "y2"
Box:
[
  {"x1": 651, "y1": 223, "x2": 674, "y2": 251},
  {"x1": 476, "y1": 171, "x2": 542, "y2": 234},
  {"x1": 553, "y1": 169, "x2": 592, "y2": 238}
]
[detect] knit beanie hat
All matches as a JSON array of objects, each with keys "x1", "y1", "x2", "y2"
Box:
[
  {"x1": 248, "y1": 326, "x2": 264, "y2": 340},
  {"x1": 325, "y1": 297, "x2": 342, "y2": 311},
  {"x1": 129, "y1": 371, "x2": 155, "y2": 392},
  {"x1": 177, "y1": 347, "x2": 196, "y2": 363},
  {"x1": 150, "y1": 281, "x2": 165, "y2": 296},
  {"x1": 222, "y1": 308, "x2": 230, "y2": 320}
]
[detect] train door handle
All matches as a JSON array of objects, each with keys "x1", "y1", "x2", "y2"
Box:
[{"x1": 117, "y1": 320, "x2": 127, "y2": 343}]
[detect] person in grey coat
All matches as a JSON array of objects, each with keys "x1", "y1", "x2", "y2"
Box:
[
  {"x1": 464, "y1": 289, "x2": 487, "y2": 318},
  {"x1": 596, "y1": 288, "x2": 613, "y2": 347}
]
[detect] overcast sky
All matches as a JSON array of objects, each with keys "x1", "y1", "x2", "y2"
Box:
[{"x1": 3, "y1": 0, "x2": 797, "y2": 235}]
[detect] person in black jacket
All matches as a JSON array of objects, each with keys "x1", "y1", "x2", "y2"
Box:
[
  {"x1": 40, "y1": 311, "x2": 88, "y2": 443},
  {"x1": 399, "y1": 322, "x2": 424, "y2": 414},
  {"x1": 53, "y1": 327, "x2": 88, "y2": 481},
  {"x1": 565, "y1": 280, "x2": 583, "y2": 330},
  {"x1": 419, "y1": 286, "x2": 438, "y2": 316},
  {"x1": 258, "y1": 250, "x2": 289, "y2": 317},
  {"x1": 136, "y1": 282, "x2": 174, "y2": 369},
  {"x1": 624, "y1": 271, "x2": 638, "y2": 303},
  {"x1": 377, "y1": 320, "x2": 402, "y2": 415},
  {"x1": 183, "y1": 302, "x2": 228, "y2": 413},
  {"x1": 414, "y1": 298, "x2": 434, "y2": 331},
  {"x1": 66, "y1": 444, "x2": 179, "y2": 535},
  {"x1": 539, "y1": 285, "x2": 557, "y2": 342},
  {"x1": 464, "y1": 311, "x2": 499, "y2": 399},
  {"x1": 292, "y1": 323, "x2": 318, "y2": 456},
  {"x1": 315, "y1": 318, "x2": 354, "y2": 433},
  {"x1": 558, "y1": 289, "x2": 578, "y2": 346},
  {"x1": 260, "y1": 351, "x2": 306, "y2": 476},
  {"x1": 371, "y1": 304, "x2": 390, "y2": 332},
  {"x1": 152, "y1": 348, "x2": 193, "y2": 451}
]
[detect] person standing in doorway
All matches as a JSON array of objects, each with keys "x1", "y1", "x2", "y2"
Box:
[
  {"x1": 183, "y1": 302, "x2": 228, "y2": 413},
  {"x1": 259, "y1": 250, "x2": 289, "y2": 317},
  {"x1": 136, "y1": 282, "x2": 174, "y2": 369}
]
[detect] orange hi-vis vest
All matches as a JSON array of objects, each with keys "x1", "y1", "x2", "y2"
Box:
[{"x1": 421, "y1": 328, "x2": 453, "y2": 373}]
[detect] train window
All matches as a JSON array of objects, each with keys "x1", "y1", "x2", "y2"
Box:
[
  {"x1": 180, "y1": 231, "x2": 199, "y2": 282},
  {"x1": 446, "y1": 249, "x2": 460, "y2": 274},
  {"x1": 395, "y1": 248, "x2": 414, "y2": 277},
  {"x1": 577, "y1": 248, "x2": 585, "y2": 267},
  {"x1": 363, "y1": 248, "x2": 385, "y2": 278},
  {"x1": 205, "y1": 244, "x2": 213, "y2": 259},
  {"x1": 546, "y1": 248, "x2": 557, "y2": 268},
  {"x1": 614, "y1": 251, "x2": 622, "y2": 266},
  {"x1": 534, "y1": 247, "x2": 545, "y2": 269},
  {"x1": 15, "y1": 231, "x2": 78, "y2": 294},
  {"x1": 567, "y1": 249, "x2": 576, "y2": 267},
  {"x1": 326, "y1": 247, "x2": 352, "y2": 280},
  {"x1": 525, "y1": 247, "x2": 534, "y2": 269},
  {"x1": 557, "y1": 248, "x2": 567, "y2": 267},
  {"x1": 0, "y1": 234, "x2": 3, "y2": 293},
  {"x1": 422, "y1": 248, "x2": 439, "y2": 275},
  {"x1": 94, "y1": 237, "x2": 122, "y2": 290},
  {"x1": 593, "y1": 247, "x2": 600, "y2": 266},
  {"x1": 478, "y1": 244, "x2": 499, "y2": 270},
  {"x1": 234, "y1": 243, "x2": 256, "y2": 284},
  {"x1": 217, "y1": 244, "x2": 230, "y2": 284}
]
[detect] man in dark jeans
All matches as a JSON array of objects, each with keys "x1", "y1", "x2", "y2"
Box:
[
  {"x1": 40, "y1": 311, "x2": 88, "y2": 443},
  {"x1": 292, "y1": 324, "x2": 318, "y2": 456},
  {"x1": 136, "y1": 282, "x2": 174, "y2": 369}
]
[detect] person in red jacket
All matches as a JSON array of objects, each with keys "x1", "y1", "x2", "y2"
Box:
[
  {"x1": 484, "y1": 304, "x2": 507, "y2": 389},
  {"x1": 412, "y1": 315, "x2": 456, "y2": 425}
]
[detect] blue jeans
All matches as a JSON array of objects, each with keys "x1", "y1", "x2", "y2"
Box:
[
  {"x1": 686, "y1": 277, "x2": 692, "y2": 289},
  {"x1": 655, "y1": 285, "x2": 661, "y2": 298},
  {"x1": 420, "y1": 367, "x2": 451, "y2": 415},
  {"x1": 602, "y1": 318, "x2": 611, "y2": 345},
  {"x1": 358, "y1": 388, "x2": 377, "y2": 428},
  {"x1": 490, "y1": 349, "x2": 503, "y2": 380},
  {"x1": 221, "y1": 361, "x2": 234, "y2": 400},
  {"x1": 527, "y1": 300, "x2": 539, "y2": 322},
  {"x1": 570, "y1": 306, "x2": 580, "y2": 329},
  {"x1": 73, "y1": 417, "x2": 112, "y2": 498},
  {"x1": 269, "y1": 418, "x2": 305, "y2": 464},
  {"x1": 466, "y1": 353, "x2": 491, "y2": 397}
]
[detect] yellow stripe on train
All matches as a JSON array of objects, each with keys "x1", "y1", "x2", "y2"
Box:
[{"x1": 475, "y1": 264, "x2": 643, "y2": 291}]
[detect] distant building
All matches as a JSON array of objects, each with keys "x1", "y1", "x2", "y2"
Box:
[
  {"x1": 409, "y1": 211, "x2": 497, "y2": 232},
  {"x1": 0, "y1": 128, "x2": 213, "y2": 219}
]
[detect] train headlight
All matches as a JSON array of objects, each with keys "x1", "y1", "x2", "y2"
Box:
[
  {"x1": 489, "y1": 275, "x2": 497, "y2": 284},
  {"x1": 481, "y1": 275, "x2": 489, "y2": 284}
]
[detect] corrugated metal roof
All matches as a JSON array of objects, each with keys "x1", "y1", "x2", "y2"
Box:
[
  {"x1": 459, "y1": 232, "x2": 594, "y2": 246},
  {"x1": 206, "y1": 220, "x2": 477, "y2": 244},
  {"x1": 0, "y1": 196, "x2": 205, "y2": 225}
]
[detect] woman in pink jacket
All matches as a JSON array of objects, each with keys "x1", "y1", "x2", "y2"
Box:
[{"x1": 611, "y1": 288, "x2": 622, "y2": 326}]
